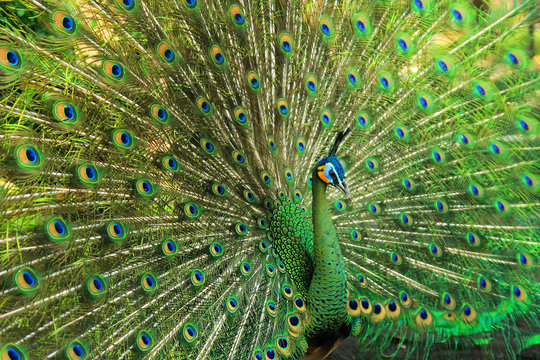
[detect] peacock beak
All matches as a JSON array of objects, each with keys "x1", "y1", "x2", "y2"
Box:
[{"x1": 335, "y1": 180, "x2": 350, "y2": 197}]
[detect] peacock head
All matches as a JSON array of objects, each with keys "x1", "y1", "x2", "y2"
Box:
[{"x1": 315, "y1": 129, "x2": 350, "y2": 196}]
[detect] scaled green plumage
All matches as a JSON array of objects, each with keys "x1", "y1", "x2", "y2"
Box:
[{"x1": 0, "y1": 0, "x2": 539, "y2": 359}]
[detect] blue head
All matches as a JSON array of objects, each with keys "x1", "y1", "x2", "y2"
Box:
[{"x1": 315, "y1": 129, "x2": 350, "y2": 196}]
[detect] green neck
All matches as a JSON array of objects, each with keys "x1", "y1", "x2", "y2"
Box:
[{"x1": 306, "y1": 170, "x2": 348, "y2": 337}]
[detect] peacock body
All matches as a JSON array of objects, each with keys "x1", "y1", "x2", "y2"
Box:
[{"x1": 0, "y1": 0, "x2": 538, "y2": 359}]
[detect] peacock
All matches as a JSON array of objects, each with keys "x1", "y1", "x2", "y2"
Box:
[{"x1": 0, "y1": 0, "x2": 538, "y2": 359}]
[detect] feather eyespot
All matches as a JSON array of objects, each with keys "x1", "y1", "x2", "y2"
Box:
[
  {"x1": 365, "y1": 157, "x2": 380, "y2": 172},
  {"x1": 209, "y1": 242, "x2": 223, "y2": 258},
  {"x1": 232, "y1": 150, "x2": 247, "y2": 166},
  {"x1": 247, "y1": 71, "x2": 261, "y2": 91},
  {"x1": 14, "y1": 267, "x2": 40, "y2": 294},
  {"x1": 112, "y1": 129, "x2": 134, "y2": 150},
  {"x1": 257, "y1": 218, "x2": 268, "y2": 229},
  {"x1": 211, "y1": 183, "x2": 227, "y2": 197},
  {"x1": 140, "y1": 273, "x2": 157, "y2": 293},
  {"x1": 75, "y1": 163, "x2": 100, "y2": 185},
  {"x1": 512, "y1": 285, "x2": 527, "y2": 302},
  {"x1": 106, "y1": 221, "x2": 126, "y2": 242},
  {"x1": 321, "y1": 108, "x2": 334, "y2": 127},
  {"x1": 350, "y1": 229, "x2": 361, "y2": 241},
  {"x1": 235, "y1": 223, "x2": 248, "y2": 236},
  {"x1": 266, "y1": 263, "x2": 275, "y2": 277},
  {"x1": 431, "y1": 148, "x2": 446, "y2": 164},
  {"x1": 294, "y1": 297, "x2": 306, "y2": 312},
  {"x1": 157, "y1": 42, "x2": 175, "y2": 63},
  {"x1": 1, "y1": 344, "x2": 26, "y2": 360},
  {"x1": 86, "y1": 274, "x2": 107, "y2": 298},
  {"x1": 135, "y1": 179, "x2": 154, "y2": 197},
  {"x1": 386, "y1": 300, "x2": 401, "y2": 320},
  {"x1": 184, "y1": 202, "x2": 200, "y2": 219},
  {"x1": 53, "y1": 12, "x2": 77, "y2": 34},
  {"x1": 466, "y1": 232, "x2": 481, "y2": 247},
  {"x1": 434, "y1": 199, "x2": 448, "y2": 214},
  {"x1": 239, "y1": 262, "x2": 252, "y2": 277},
  {"x1": 357, "y1": 274, "x2": 367, "y2": 287},
  {"x1": 65, "y1": 340, "x2": 87, "y2": 359},
  {"x1": 150, "y1": 105, "x2": 169, "y2": 123},
  {"x1": 259, "y1": 240, "x2": 268, "y2": 252},
  {"x1": 347, "y1": 298, "x2": 361, "y2": 317},
  {"x1": 53, "y1": 101, "x2": 79, "y2": 124},
  {"x1": 267, "y1": 135, "x2": 277, "y2": 151},
  {"x1": 416, "y1": 93, "x2": 434, "y2": 112},
  {"x1": 190, "y1": 269, "x2": 205, "y2": 286},
  {"x1": 200, "y1": 138, "x2": 216, "y2": 155},
  {"x1": 267, "y1": 301, "x2": 277, "y2": 316},
  {"x1": 183, "y1": 0, "x2": 197, "y2": 9},
  {"x1": 517, "y1": 253, "x2": 532, "y2": 269},
  {"x1": 265, "y1": 347, "x2": 277, "y2": 360},
  {"x1": 162, "y1": 239, "x2": 178, "y2": 256},
  {"x1": 415, "y1": 308, "x2": 433, "y2": 327},
  {"x1": 399, "y1": 291, "x2": 412, "y2": 308},
  {"x1": 287, "y1": 313, "x2": 303, "y2": 336},
  {"x1": 296, "y1": 137, "x2": 306, "y2": 154},
  {"x1": 0, "y1": 49, "x2": 22, "y2": 69},
  {"x1": 359, "y1": 297, "x2": 372, "y2": 315},
  {"x1": 234, "y1": 106, "x2": 248, "y2": 125},
  {"x1": 229, "y1": 4, "x2": 245, "y2": 26},
  {"x1": 390, "y1": 252, "x2": 403, "y2": 265},
  {"x1": 394, "y1": 125, "x2": 410, "y2": 140},
  {"x1": 468, "y1": 183, "x2": 484, "y2": 198},
  {"x1": 209, "y1": 45, "x2": 225, "y2": 67},
  {"x1": 282, "y1": 284, "x2": 294, "y2": 299},
  {"x1": 429, "y1": 243, "x2": 442, "y2": 258},
  {"x1": 279, "y1": 32, "x2": 294, "y2": 55},
  {"x1": 293, "y1": 189, "x2": 302, "y2": 202},
  {"x1": 116, "y1": 0, "x2": 136, "y2": 10},
  {"x1": 378, "y1": 72, "x2": 396, "y2": 91},
  {"x1": 402, "y1": 178, "x2": 416, "y2": 191},
  {"x1": 494, "y1": 199, "x2": 511, "y2": 214},
  {"x1": 352, "y1": 12, "x2": 371, "y2": 36},
  {"x1": 367, "y1": 203, "x2": 381, "y2": 216},
  {"x1": 135, "y1": 330, "x2": 153, "y2": 352},
  {"x1": 226, "y1": 295, "x2": 239, "y2": 314},
  {"x1": 400, "y1": 213, "x2": 413, "y2": 226},
  {"x1": 260, "y1": 171, "x2": 272, "y2": 186},
  {"x1": 277, "y1": 98, "x2": 289, "y2": 118},
  {"x1": 46, "y1": 216, "x2": 71, "y2": 243},
  {"x1": 478, "y1": 276, "x2": 492, "y2": 292},
  {"x1": 103, "y1": 61, "x2": 125, "y2": 80},
  {"x1": 284, "y1": 168, "x2": 294, "y2": 182},
  {"x1": 14, "y1": 144, "x2": 42, "y2": 170},
  {"x1": 460, "y1": 304, "x2": 477, "y2": 323},
  {"x1": 441, "y1": 293, "x2": 455, "y2": 310},
  {"x1": 356, "y1": 111, "x2": 371, "y2": 129},
  {"x1": 162, "y1": 156, "x2": 179, "y2": 173},
  {"x1": 182, "y1": 323, "x2": 198, "y2": 343},
  {"x1": 253, "y1": 351, "x2": 264, "y2": 360},
  {"x1": 277, "y1": 261, "x2": 286, "y2": 273},
  {"x1": 305, "y1": 74, "x2": 319, "y2": 94},
  {"x1": 243, "y1": 189, "x2": 256, "y2": 202},
  {"x1": 396, "y1": 34, "x2": 412, "y2": 53},
  {"x1": 347, "y1": 68, "x2": 360, "y2": 89},
  {"x1": 319, "y1": 16, "x2": 333, "y2": 38},
  {"x1": 276, "y1": 336, "x2": 292, "y2": 356},
  {"x1": 196, "y1": 96, "x2": 212, "y2": 115}
]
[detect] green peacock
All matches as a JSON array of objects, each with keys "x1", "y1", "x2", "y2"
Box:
[{"x1": 0, "y1": 0, "x2": 538, "y2": 359}]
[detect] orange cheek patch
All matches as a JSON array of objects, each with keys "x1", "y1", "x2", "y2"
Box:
[{"x1": 318, "y1": 170, "x2": 330, "y2": 184}]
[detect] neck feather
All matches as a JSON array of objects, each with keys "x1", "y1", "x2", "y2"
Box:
[{"x1": 307, "y1": 170, "x2": 348, "y2": 337}]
